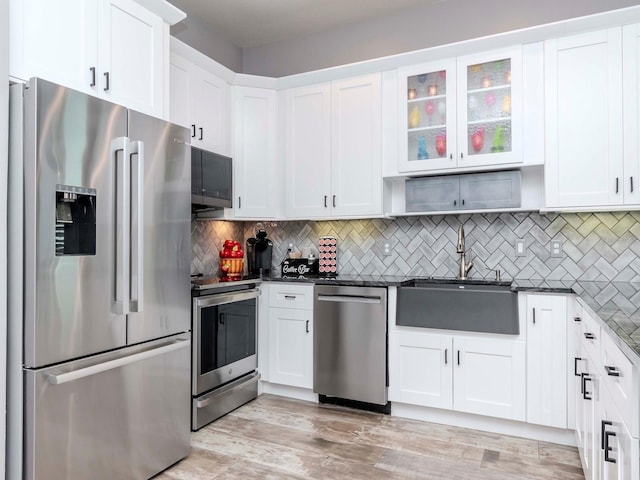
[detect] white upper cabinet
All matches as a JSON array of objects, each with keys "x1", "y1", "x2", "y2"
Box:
[
  {"x1": 545, "y1": 28, "x2": 624, "y2": 208},
  {"x1": 11, "y1": 0, "x2": 166, "y2": 118},
  {"x1": 331, "y1": 75, "x2": 382, "y2": 217},
  {"x1": 284, "y1": 82, "x2": 332, "y2": 218},
  {"x1": 284, "y1": 74, "x2": 382, "y2": 219},
  {"x1": 232, "y1": 86, "x2": 278, "y2": 218},
  {"x1": 169, "y1": 52, "x2": 229, "y2": 154},
  {"x1": 624, "y1": 23, "x2": 640, "y2": 206},
  {"x1": 398, "y1": 46, "x2": 522, "y2": 174}
]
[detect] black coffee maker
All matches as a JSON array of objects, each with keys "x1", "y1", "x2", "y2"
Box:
[{"x1": 246, "y1": 224, "x2": 273, "y2": 275}]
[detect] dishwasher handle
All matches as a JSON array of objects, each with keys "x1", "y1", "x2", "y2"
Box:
[{"x1": 317, "y1": 294, "x2": 382, "y2": 304}]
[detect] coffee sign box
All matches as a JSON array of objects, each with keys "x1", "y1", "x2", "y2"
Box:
[{"x1": 281, "y1": 259, "x2": 319, "y2": 278}]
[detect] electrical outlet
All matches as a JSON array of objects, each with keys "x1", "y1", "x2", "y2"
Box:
[
  {"x1": 550, "y1": 240, "x2": 563, "y2": 258},
  {"x1": 383, "y1": 242, "x2": 392, "y2": 256},
  {"x1": 515, "y1": 239, "x2": 526, "y2": 257}
]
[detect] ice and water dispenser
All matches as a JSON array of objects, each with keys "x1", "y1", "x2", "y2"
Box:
[{"x1": 55, "y1": 184, "x2": 97, "y2": 256}]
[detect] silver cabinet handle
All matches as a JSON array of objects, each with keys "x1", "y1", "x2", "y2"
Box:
[
  {"x1": 284, "y1": 295, "x2": 297, "y2": 300},
  {"x1": 306, "y1": 320, "x2": 309, "y2": 333},
  {"x1": 90, "y1": 66, "x2": 96, "y2": 87},
  {"x1": 333, "y1": 195, "x2": 336, "y2": 208},
  {"x1": 238, "y1": 196, "x2": 241, "y2": 209},
  {"x1": 317, "y1": 295, "x2": 381, "y2": 304},
  {"x1": 191, "y1": 125, "x2": 196, "y2": 138},
  {"x1": 616, "y1": 177, "x2": 619, "y2": 194},
  {"x1": 324, "y1": 195, "x2": 328, "y2": 208},
  {"x1": 129, "y1": 140, "x2": 144, "y2": 313},
  {"x1": 444, "y1": 348, "x2": 448, "y2": 365},
  {"x1": 198, "y1": 127, "x2": 203, "y2": 140},
  {"x1": 631, "y1": 176, "x2": 634, "y2": 193},
  {"x1": 532, "y1": 307, "x2": 536, "y2": 325},
  {"x1": 104, "y1": 71, "x2": 110, "y2": 91},
  {"x1": 47, "y1": 339, "x2": 189, "y2": 385},
  {"x1": 111, "y1": 137, "x2": 131, "y2": 316}
]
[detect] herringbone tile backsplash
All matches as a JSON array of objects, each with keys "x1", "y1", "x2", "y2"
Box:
[{"x1": 192, "y1": 212, "x2": 640, "y2": 281}]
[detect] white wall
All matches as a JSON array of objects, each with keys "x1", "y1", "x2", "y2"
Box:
[
  {"x1": 241, "y1": 0, "x2": 640, "y2": 76},
  {"x1": 0, "y1": 0, "x2": 9, "y2": 475}
]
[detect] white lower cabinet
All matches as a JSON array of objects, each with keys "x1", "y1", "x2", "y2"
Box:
[
  {"x1": 525, "y1": 294, "x2": 568, "y2": 428},
  {"x1": 266, "y1": 283, "x2": 314, "y2": 389},
  {"x1": 600, "y1": 387, "x2": 639, "y2": 480},
  {"x1": 389, "y1": 328, "x2": 526, "y2": 421},
  {"x1": 268, "y1": 307, "x2": 313, "y2": 388},
  {"x1": 574, "y1": 304, "x2": 640, "y2": 480}
]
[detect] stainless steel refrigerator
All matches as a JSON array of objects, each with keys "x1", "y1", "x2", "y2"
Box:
[{"x1": 8, "y1": 78, "x2": 191, "y2": 479}]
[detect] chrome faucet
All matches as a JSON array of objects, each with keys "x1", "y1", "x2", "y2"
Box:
[{"x1": 456, "y1": 224, "x2": 473, "y2": 280}]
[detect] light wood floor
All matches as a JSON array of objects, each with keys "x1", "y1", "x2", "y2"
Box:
[{"x1": 157, "y1": 394, "x2": 584, "y2": 480}]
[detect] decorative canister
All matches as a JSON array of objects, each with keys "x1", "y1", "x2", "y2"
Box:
[
  {"x1": 219, "y1": 240, "x2": 244, "y2": 281},
  {"x1": 318, "y1": 236, "x2": 337, "y2": 276}
]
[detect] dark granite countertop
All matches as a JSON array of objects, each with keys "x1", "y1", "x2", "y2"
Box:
[{"x1": 264, "y1": 274, "x2": 640, "y2": 362}]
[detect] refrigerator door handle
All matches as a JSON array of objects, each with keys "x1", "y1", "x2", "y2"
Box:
[
  {"x1": 112, "y1": 137, "x2": 131, "y2": 316},
  {"x1": 129, "y1": 140, "x2": 145, "y2": 313},
  {"x1": 46, "y1": 339, "x2": 190, "y2": 385}
]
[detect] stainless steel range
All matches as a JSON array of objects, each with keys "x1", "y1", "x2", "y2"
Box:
[{"x1": 191, "y1": 277, "x2": 261, "y2": 430}]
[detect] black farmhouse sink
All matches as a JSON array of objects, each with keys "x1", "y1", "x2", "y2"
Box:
[{"x1": 396, "y1": 279, "x2": 519, "y2": 335}]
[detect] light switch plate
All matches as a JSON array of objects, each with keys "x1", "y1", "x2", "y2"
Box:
[
  {"x1": 515, "y1": 239, "x2": 526, "y2": 257},
  {"x1": 550, "y1": 240, "x2": 563, "y2": 258}
]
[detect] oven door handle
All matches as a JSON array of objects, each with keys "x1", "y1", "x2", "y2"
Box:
[{"x1": 195, "y1": 288, "x2": 261, "y2": 307}]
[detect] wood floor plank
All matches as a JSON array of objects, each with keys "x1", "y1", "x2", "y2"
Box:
[{"x1": 161, "y1": 394, "x2": 584, "y2": 480}]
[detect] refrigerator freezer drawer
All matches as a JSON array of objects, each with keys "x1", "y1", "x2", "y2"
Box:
[{"x1": 24, "y1": 334, "x2": 191, "y2": 480}]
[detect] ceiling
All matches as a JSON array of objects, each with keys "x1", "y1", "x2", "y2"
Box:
[{"x1": 167, "y1": 0, "x2": 448, "y2": 48}]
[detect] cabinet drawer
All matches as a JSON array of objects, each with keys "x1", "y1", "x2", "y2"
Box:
[
  {"x1": 580, "y1": 309, "x2": 601, "y2": 362},
  {"x1": 601, "y1": 331, "x2": 636, "y2": 434},
  {"x1": 269, "y1": 283, "x2": 314, "y2": 310}
]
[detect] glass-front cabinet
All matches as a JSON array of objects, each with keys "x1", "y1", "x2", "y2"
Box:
[{"x1": 399, "y1": 47, "x2": 522, "y2": 173}]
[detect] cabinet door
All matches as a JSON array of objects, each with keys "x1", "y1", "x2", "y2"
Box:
[
  {"x1": 545, "y1": 28, "x2": 623, "y2": 208},
  {"x1": 268, "y1": 308, "x2": 313, "y2": 389},
  {"x1": 169, "y1": 53, "x2": 192, "y2": 129},
  {"x1": 459, "y1": 170, "x2": 521, "y2": 210},
  {"x1": 623, "y1": 24, "x2": 640, "y2": 205},
  {"x1": 574, "y1": 333, "x2": 587, "y2": 466},
  {"x1": 331, "y1": 74, "x2": 382, "y2": 217},
  {"x1": 284, "y1": 83, "x2": 331, "y2": 218},
  {"x1": 389, "y1": 330, "x2": 452, "y2": 409},
  {"x1": 457, "y1": 47, "x2": 522, "y2": 168},
  {"x1": 600, "y1": 388, "x2": 638, "y2": 480},
  {"x1": 10, "y1": 0, "x2": 98, "y2": 93},
  {"x1": 398, "y1": 59, "x2": 457, "y2": 172},
  {"x1": 581, "y1": 353, "x2": 600, "y2": 480},
  {"x1": 453, "y1": 336, "x2": 525, "y2": 421},
  {"x1": 405, "y1": 175, "x2": 459, "y2": 212},
  {"x1": 192, "y1": 67, "x2": 229, "y2": 154},
  {"x1": 98, "y1": 0, "x2": 164, "y2": 117},
  {"x1": 525, "y1": 294, "x2": 568, "y2": 428},
  {"x1": 233, "y1": 86, "x2": 278, "y2": 218}
]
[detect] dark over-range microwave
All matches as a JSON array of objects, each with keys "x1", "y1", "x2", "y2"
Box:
[{"x1": 191, "y1": 146, "x2": 232, "y2": 210}]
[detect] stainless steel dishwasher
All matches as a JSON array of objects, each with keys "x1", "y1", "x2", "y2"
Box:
[{"x1": 313, "y1": 285, "x2": 388, "y2": 407}]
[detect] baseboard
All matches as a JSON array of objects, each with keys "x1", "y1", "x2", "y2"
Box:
[
  {"x1": 260, "y1": 381, "x2": 318, "y2": 403},
  {"x1": 392, "y1": 402, "x2": 576, "y2": 446}
]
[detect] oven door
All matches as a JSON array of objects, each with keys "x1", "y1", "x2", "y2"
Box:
[{"x1": 192, "y1": 289, "x2": 259, "y2": 395}]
